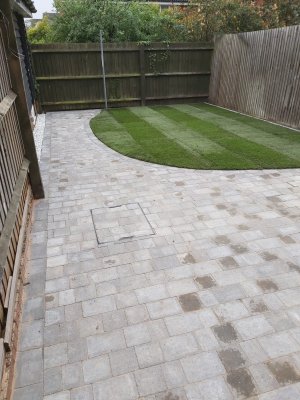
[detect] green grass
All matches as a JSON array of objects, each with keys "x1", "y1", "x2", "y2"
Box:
[{"x1": 90, "y1": 104, "x2": 300, "y2": 170}]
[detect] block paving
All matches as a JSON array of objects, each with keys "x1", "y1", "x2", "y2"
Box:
[{"x1": 12, "y1": 110, "x2": 300, "y2": 399}]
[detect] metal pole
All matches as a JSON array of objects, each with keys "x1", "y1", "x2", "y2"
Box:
[{"x1": 100, "y1": 30, "x2": 108, "y2": 109}]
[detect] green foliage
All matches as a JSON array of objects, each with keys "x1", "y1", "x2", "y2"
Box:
[
  {"x1": 27, "y1": 0, "x2": 300, "y2": 44},
  {"x1": 27, "y1": 16, "x2": 53, "y2": 44},
  {"x1": 50, "y1": 0, "x2": 182, "y2": 43}
]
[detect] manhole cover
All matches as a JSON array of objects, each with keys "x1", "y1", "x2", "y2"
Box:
[{"x1": 91, "y1": 203, "x2": 155, "y2": 245}]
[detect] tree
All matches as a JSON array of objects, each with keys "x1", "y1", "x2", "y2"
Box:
[
  {"x1": 27, "y1": 17, "x2": 53, "y2": 44},
  {"x1": 51, "y1": 0, "x2": 182, "y2": 43}
]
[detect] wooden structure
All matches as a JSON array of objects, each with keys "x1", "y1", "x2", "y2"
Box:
[
  {"x1": 0, "y1": 0, "x2": 43, "y2": 379},
  {"x1": 209, "y1": 25, "x2": 300, "y2": 129},
  {"x1": 31, "y1": 42, "x2": 213, "y2": 111}
]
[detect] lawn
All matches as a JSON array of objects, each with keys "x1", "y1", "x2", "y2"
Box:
[{"x1": 90, "y1": 103, "x2": 300, "y2": 170}]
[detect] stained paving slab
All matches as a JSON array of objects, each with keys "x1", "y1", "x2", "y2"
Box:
[{"x1": 12, "y1": 110, "x2": 300, "y2": 399}]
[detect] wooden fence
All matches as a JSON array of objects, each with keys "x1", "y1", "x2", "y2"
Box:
[
  {"x1": 31, "y1": 42, "x2": 213, "y2": 111},
  {"x1": 209, "y1": 25, "x2": 300, "y2": 129},
  {"x1": 0, "y1": 0, "x2": 44, "y2": 380}
]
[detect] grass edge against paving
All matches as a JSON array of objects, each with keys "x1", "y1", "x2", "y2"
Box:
[{"x1": 90, "y1": 104, "x2": 300, "y2": 170}]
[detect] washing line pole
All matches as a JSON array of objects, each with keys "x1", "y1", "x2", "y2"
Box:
[{"x1": 100, "y1": 30, "x2": 108, "y2": 109}]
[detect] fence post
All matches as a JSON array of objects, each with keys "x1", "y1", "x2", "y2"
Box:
[
  {"x1": 99, "y1": 31, "x2": 108, "y2": 109},
  {"x1": 139, "y1": 45, "x2": 146, "y2": 106}
]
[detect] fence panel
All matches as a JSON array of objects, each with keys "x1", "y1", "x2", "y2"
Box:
[
  {"x1": 31, "y1": 42, "x2": 213, "y2": 111},
  {"x1": 209, "y1": 25, "x2": 300, "y2": 129}
]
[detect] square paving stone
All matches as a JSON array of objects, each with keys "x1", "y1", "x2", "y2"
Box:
[
  {"x1": 234, "y1": 315, "x2": 274, "y2": 340},
  {"x1": 181, "y1": 351, "x2": 225, "y2": 382},
  {"x1": 83, "y1": 355, "x2": 111, "y2": 383},
  {"x1": 135, "y1": 342, "x2": 163, "y2": 368},
  {"x1": 226, "y1": 368, "x2": 257, "y2": 399},
  {"x1": 178, "y1": 293, "x2": 201, "y2": 312},
  {"x1": 110, "y1": 348, "x2": 138, "y2": 376},
  {"x1": 259, "y1": 332, "x2": 300, "y2": 358},
  {"x1": 194, "y1": 275, "x2": 216, "y2": 289},
  {"x1": 91, "y1": 203, "x2": 154, "y2": 245},
  {"x1": 267, "y1": 358, "x2": 300, "y2": 385},
  {"x1": 134, "y1": 365, "x2": 167, "y2": 396},
  {"x1": 71, "y1": 385, "x2": 93, "y2": 400},
  {"x1": 14, "y1": 383, "x2": 43, "y2": 400},
  {"x1": 185, "y1": 377, "x2": 234, "y2": 400},
  {"x1": 93, "y1": 374, "x2": 138, "y2": 400},
  {"x1": 218, "y1": 348, "x2": 246, "y2": 371},
  {"x1": 213, "y1": 322, "x2": 238, "y2": 343},
  {"x1": 15, "y1": 348, "x2": 43, "y2": 388}
]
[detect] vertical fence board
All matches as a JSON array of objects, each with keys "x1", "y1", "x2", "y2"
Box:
[{"x1": 209, "y1": 25, "x2": 300, "y2": 129}]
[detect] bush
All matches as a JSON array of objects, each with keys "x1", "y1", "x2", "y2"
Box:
[{"x1": 27, "y1": 17, "x2": 53, "y2": 44}]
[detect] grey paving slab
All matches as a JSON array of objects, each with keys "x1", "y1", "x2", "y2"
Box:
[{"x1": 12, "y1": 110, "x2": 300, "y2": 399}]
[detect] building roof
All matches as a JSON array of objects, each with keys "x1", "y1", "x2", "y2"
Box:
[{"x1": 23, "y1": 0, "x2": 36, "y2": 13}]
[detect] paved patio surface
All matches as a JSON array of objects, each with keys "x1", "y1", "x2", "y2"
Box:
[{"x1": 13, "y1": 110, "x2": 300, "y2": 400}]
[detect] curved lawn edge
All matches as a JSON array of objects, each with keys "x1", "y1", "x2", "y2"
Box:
[{"x1": 90, "y1": 105, "x2": 300, "y2": 171}]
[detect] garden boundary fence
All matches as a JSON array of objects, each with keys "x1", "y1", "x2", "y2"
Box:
[
  {"x1": 31, "y1": 42, "x2": 213, "y2": 112},
  {"x1": 209, "y1": 25, "x2": 300, "y2": 129},
  {"x1": 0, "y1": 0, "x2": 43, "y2": 381}
]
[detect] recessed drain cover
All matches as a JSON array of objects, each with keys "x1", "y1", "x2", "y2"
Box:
[{"x1": 91, "y1": 202, "x2": 155, "y2": 245}]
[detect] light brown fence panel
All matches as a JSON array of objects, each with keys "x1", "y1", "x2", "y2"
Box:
[
  {"x1": 31, "y1": 42, "x2": 213, "y2": 111},
  {"x1": 209, "y1": 25, "x2": 300, "y2": 129},
  {"x1": 0, "y1": 26, "x2": 31, "y2": 340}
]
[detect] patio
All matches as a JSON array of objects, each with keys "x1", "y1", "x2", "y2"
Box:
[{"x1": 13, "y1": 110, "x2": 300, "y2": 400}]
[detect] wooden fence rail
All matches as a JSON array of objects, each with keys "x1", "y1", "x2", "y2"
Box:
[
  {"x1": 209, "y1": 25, "x2": 300, "y2": 129},
  {"x1": 31, "y1": 42, "x2": 213, "y2": 112}
]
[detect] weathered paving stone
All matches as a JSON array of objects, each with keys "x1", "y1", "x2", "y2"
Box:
[
  {"x1": 219, "y1": 348, "x2": 246, "y2": 372},
  {"x1": 257, "y1": 279, "x2": 279, "y2": 293},
  {"x1": 226, "y1": 368, "x2": 257, "y2": 399},
  {"x1": 194, "y1": 275, "x2": 216, "y2": 289},
  {"x1": 155, "y1": 388, "x2": 187, "y2": 400},
  {"x1": 261, "y1": 252, "x2": 279, "y2": 261},
  {"x1": 267, "y1": 358, "x2": 300, "y2": 385},
  {"x1": 178, "y1": 293, "x2": 201, "y2": 312},
  {"x1": 219, "y1": 256, "x2": 239, "y2": 270},
  {"x1": 244, "y1": 298, "x2": 268, "y2": 314},
  {"x1": 213, "y1": 322, "x2": 238, "y2": 343}
]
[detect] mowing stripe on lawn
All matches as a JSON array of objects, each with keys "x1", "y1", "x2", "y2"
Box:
[
  {"x1": 186, "y1": 104, "x2": 300, "y2": 161},
  {"x1": 129, "y1": 107, "x2": 214, "y2": 167},
  {"x1": 157, "y1": 106, "x2": 299, "y2": 169},
  {"x1": 109, "y1": 108, "x2": 209, "y2": 168},
  {"x1": 200, "y1": 103, "x2": 300, "y2": 140},
  {"x1": 130, "y1": 106, "x2": 257, "y2": 170},
  {"x1": 90, "y1": 111, "x2": 152, "y2": 160}
]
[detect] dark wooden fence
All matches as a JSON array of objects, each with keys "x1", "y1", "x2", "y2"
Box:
[
  {"x1": 0, "y1": 0, "x2": 43, "y2": 379},
  {"x1": 209, "y1": 25, "x2": 300, "y2": 129},
  {"x1": 31, "y1": 42, "x2": 213, "y2": 111}
]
